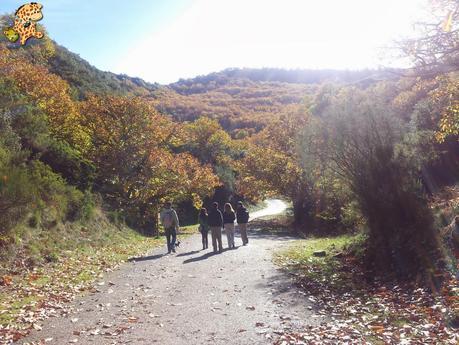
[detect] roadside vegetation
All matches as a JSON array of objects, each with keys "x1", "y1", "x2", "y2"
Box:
[
  {"x1": 0, "y1": 0, "x2": 458, "y2": 343},
  {"x1": 0, "y1": 208, "x2": 162, "y2": 342},
  {"x1": 0, "y1": 205, "x2": 200, "y2": 343},
  {"x1": 274, "y1": 230, "x2": 458, "y2": 344}
]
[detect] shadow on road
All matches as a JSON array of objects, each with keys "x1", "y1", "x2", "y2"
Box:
[
  {"x1": 182, "y1": 247, "x2": 239, "y2": 264},
  {"x1": 128, "y1": 253, "x2": 167, "y2": 262},
  {"x1": 182, "y1": 251, "x2": 216, "y2": 264},
  {"x1": 176, "y1": 250, "x2": 201, "y2": 257}
]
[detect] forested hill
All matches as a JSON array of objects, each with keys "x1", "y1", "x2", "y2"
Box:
[
  {"x1": 0, "y1": 14, "x2": 160, "y2": 99},
  {"x1": 1, "y1": 11, "x2": 395, "y2": 136},
  {"x1": 170, "y1": 67, "x2": 398, "y2": 95},
  {"x1": 48, "y1": 44, "x2": 160, "y2": 99},
  {"x1": 48, "y1": 43, "x2": 393, "y2": 134},
  {"x1": 157, "y1": 68, "x2": 399, "y2": 134}
]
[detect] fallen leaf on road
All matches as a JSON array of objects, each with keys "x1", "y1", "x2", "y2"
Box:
[
  {"x1": 89, "y1": 329, "x2": 100, "y2": 336},
  {"x1": 127, "y1": 316, "x2": 139, "y2": 323},
  {"x1": 32, "y1": 323, "x2": 42, "y2": 331}
]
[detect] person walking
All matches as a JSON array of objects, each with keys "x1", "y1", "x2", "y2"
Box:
[
  {"x1": 208, "y1": 202, "x2": 223, "y2": 253},
  {"x1": 223, "y1": 203, "x2": 236, "y2": 249},
  {"x1": 159, "y1": 202, "x2": 180, "y2": 254},
  {"x1": 236, "y1": 201, "x2": 250, "y2": 245},
  {"x1": 198, "y1": 208, "x2": 209, "y2": 250}
]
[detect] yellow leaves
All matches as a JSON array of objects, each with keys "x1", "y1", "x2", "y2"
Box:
[
  {"x1": 83, "y1": 100, "x2": 222, "y2": 208},
  {"x1": 442, "y1": 10, "x2": 453, "y2": 32},
  {"x1": 191, "y1": 193, "x2": 203, "y2": 209},
  {"x1": 0, "y1": 50, "x2": 89, "y2": 150},
  {"x1": 236, "y1": 142, "x2": 304, "y2": 201},
  {"x1": 431, "y1": 77, "x2": 459, "y2": 142},
  {"x1": 395, "y1": 75, "x2": 459, "y2": 143},
  {"x1": 141, "y1": 150, "x2": 220, "y2": 207}
]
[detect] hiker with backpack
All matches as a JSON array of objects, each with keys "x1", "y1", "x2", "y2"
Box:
[
  {"x1": 160, "y1": 202, "x2": 180, "y2": 254},
  {"x1": 236, "y1": 201, "x2": 250, "y2": 245},
  {"x1": 208, "y1": 202, "x2": 223, "y2": 253}
]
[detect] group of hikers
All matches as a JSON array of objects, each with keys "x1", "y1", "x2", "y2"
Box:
[{"x1": 159, "y1": 201, "x2": 250, "y2": 254}]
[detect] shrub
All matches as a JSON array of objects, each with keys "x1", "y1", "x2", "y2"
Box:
[
  {"x1": 66, "y1": 189, "x2": 95, "y2": 222},
  {"x1": 305, "y1": 87, "x2": 441, "y2": 278},
  {"x1": 39, "y1": 140, "x2": 95, "y2": 189},
  {"x1": 0, "y1": 165, "x2": 37, "y2": 233},
  {"x1": 107, "y1": 210, "x2": 126, "y2": 226}
]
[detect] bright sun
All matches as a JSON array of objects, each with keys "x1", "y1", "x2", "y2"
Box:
[{"x1": 116, "y1": 0, "x2": 429, "y2": 84}]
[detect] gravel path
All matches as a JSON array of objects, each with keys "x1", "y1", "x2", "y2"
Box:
[{"x1": 21, "y1": 205, "x2": 324, "y2": 345}]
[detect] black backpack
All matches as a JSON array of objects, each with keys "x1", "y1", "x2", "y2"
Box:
[{"x1": 241, "y1": 208, "x2": 249, "y2": 223}]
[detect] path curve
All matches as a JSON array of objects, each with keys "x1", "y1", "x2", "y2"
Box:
[
  {"x1": 21, "y1": 200, "x2": 323, "y2": 345},
  {"x1": 249, "y1": 199, "x2": 288, "y2": 221}
]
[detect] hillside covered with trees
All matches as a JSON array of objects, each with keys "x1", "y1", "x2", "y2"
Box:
[
  {"x1": 0, "y1": 0, "x2": 458, "y2": 341},
  {"x1": 1, "y1": 0, "x2": 458, "y2": 276}
]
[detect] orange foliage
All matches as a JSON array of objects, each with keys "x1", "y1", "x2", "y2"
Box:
[{"x1": 0, "y1": 46, "x2": 88, "y2": 150}]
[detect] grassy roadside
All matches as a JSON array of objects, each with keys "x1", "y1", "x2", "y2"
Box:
[
  {"x1": 274, "y1": 234, "x2": 458, "y2": 344},
  {"x1": 0, "y1": 211, "x2": 198, "y2": 343}
]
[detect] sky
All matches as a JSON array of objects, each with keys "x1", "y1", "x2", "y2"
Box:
[{"x1": 0, "y1": 0, "x2": 430, "y2": 84}]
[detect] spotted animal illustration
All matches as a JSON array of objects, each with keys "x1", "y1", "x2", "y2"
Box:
[{"x1": 14, "y1": 2, "x2": 44, "y2": 45}]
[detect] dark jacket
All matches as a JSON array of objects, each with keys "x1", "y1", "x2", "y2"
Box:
[
  {"x1": 223, "y1": 211, "x2": 235, "y2": 224},
  {"x1": 208, "y1": 208, "x2": 223, "y2": 227},
  {"x1": 198, "y1": 214, "x2": 209, "y2": 232},
  {"x1": 236, "y1": 206, "x2": 249, "y2": 224}
]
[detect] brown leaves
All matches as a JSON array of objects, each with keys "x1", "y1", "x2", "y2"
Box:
[
  {"x1": 78, "y1": 93, "x2": 221, "y2": 221},
  {"x1": 0, "y1": 235, "x2": 163, "y2": 344},
  {"x1": 0, "y1": 275, "x2": 13, "y2": 286},
  {"x1": 276, "y1": 254, "x2": 459, "y2": 344}
]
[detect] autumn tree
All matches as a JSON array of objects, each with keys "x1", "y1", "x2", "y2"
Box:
[
  {"x1": 400, "y1": 0, "x2": 459, "y2": 76},
  {"x1": 236, "y1": 107, "x2": 319, "y2": 226},
  {"x1": 79, "y1": 95, "x2": 170, "y2": 205},
  {"x1": 398, "y1": 0, "x2": 459, "y2": 144},
  {"x1": 133, "y1": 150, "x2": 220, "y2": 232},
  {"x1": 0, "y1": 46, "x2": 89, "y2": 151},
  {"x1": 181, "y1": 117, "x2": 244, "y2": 205},
  {"x1": 79, "y1": 95, "x2": 220, "y2": 231}
]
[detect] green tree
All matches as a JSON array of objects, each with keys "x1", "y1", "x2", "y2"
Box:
[{"x1": 304, "y1": 86, "x2": 440, "y2": 276}]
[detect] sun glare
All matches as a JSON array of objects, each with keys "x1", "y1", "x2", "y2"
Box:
[{"x1": 115, "y1": 0, "x2": 428, "y2": 84}]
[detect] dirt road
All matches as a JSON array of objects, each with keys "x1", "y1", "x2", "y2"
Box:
[{"x1": 22, "y1": 201, "x2": 323, "y2": 345}]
